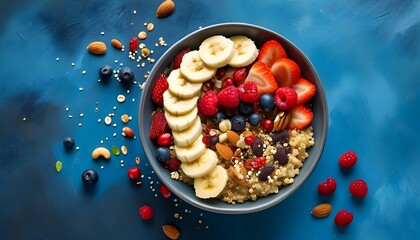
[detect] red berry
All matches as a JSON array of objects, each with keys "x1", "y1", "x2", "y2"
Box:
[
  {"x1": 151, "y1": 74, "x2": 169, "y2": 106},
  {"x1": 139, "y1": 205, "x2": 154, "y2": 220},
  {"x1": 149, "y1": 110, "x2": 169, "y2": 139},
  {"x1": 349, "y1": 179, "x2": 368, "y2": 198},
  {"x1": 237, "y1": 81, "x2": 260, "y2": 103},
  {"x1": 244, "y1": 135, "x2": 255, "y2": 145},
  {"x1": 334, "y1": 209, "x2": 353, "y2": 227},
  {"x1": 318, "y1": 177, "x2": 337, "y2": 195},
  {"x1": 159, "y1": 184, "x2": 171, "y2": 198},
  {"x1": 233, "y1": 68, "x2": 247, "y2": 84},
  {"x1": 217, "y1": 86, "x2": 239, "y2": 108},
  {"x1": 221, "y1": 77, "x2": 234, "y2": 89},
  {"x1": 157, "y1": 133, "x2": 172, "y2": 147},
  {"x1": 172, "y1": 48, "x2": 190, "y2": 69},
  {"x1": 244, "y1": 157, "x2": 266, "y2": 170},
  {"x1": 274, "y1": 87, "x2": 298, "y2": 110},
  {"x1": 261, "y1": 119, "x2": 273, "y2": 132},
  {"x1": 164, "y1": 158, "x2": 181, "y2": 171},
  {"x1": 198, "y1": 90, "x2": 219, "y2": 116},
  {"x1": 129, "y1": 37, "x2": 138, "y2": 52},
  {"x1": 127, "y1": 167, "x2": 141, "y2": 180},
  {"x1": 202, "y1": 136, "x2": 211, "y2": 146},
  {"x1": 217, "y1": 67, "x2": 227, "y2": 78},
  {"x1": 339, "y1": 151, "x2": 358, "y2": 168}
]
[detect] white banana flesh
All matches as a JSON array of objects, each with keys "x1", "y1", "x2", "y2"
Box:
[
  {"x1": 194, "y1": 165, "x2": 229, "y2": 199},
  {"x1": 174, "y1": 135, "x2": 207, "y2": 163},
  {"x1": 181, "y1": 149, "x2": 218, "y2": 178},
  {"x1": 180, "y1": 50, "x2": 217, "y2": 83},
  {"x1": 198, "y1": 35, "x2": 235, "y2": 69},
  {"x1": 167, "y1": 69, "x2": 202, "y2": 99},
  {"x1": 165, "y1": 108, "x2": 198, "y2": 132},
  {"x1": 172, "y1": 117, "x2": 202, "y2": 147},
  {"x1": 228, "y1": 35, "x2": 259, "y2": 68},
  {"x1": 163, "y1": 90, "x2": 198, "y2": 116}
]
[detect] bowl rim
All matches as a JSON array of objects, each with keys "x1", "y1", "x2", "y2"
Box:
[{"x1": 139, "y1": 22, "x2": 328, "y2": 214}]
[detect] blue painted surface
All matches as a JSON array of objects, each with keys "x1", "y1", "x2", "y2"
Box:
[{"x1": 0, "y1": 0, "x2": 419, "y2": 239}]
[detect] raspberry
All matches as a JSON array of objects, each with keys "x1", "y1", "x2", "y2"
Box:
[
  {"x1": 339, "y1": 150, "x2": 358, "y2": 168},
  {"x1": 164, "y1": 158, "x2": 181, "y2": 171},
  {"x1": 159, "y1": 184, "x2": 171, "y2": 198},
  {"x1": 258, "y1": 164, "x2": 275, "y2": 181},
  {"x1": 317, "y1": 177, "x2": 337, "y2": 195},
  {"x1": 251, "y1": 137, "x2": 264, "y2": 157},
  {"x1": 274, "y1": 146, "x2": 288, "y2": 165},
  {"x1": 274, "y1": 87, "x2": 298, "y2": 110},
  {"x1": 172, "y1": 48, "x2": 190, "y2": 69},
  {"x1": 151, "y1": 74, "x2": 169, "y2": 105},
  {"x1": 334, "y1": 209, "x2": 353, "y2": 227},
  {"x1": 217, "y1": 86, "x2": 239, "y2": 108},
  {"x1": 349, "y1": 179, "x2": 368, "y2": 198},
  {"x1": 271, "y1": 130, "x2": 289, "y2": 145},
  {"x1": 139, "y1": 205, "x2": 154, "y2": 220},
  {"x1": 198, "y1": 90, "x2": 219, "y2": 116},
  {"x1": 237, "y1": 81, "x2": 260, "y2": 103},
  {"x1": 149, "y1": 110, "x2": 169, "y2": 139}
]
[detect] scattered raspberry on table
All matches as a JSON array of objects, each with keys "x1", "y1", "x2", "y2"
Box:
[
  {"x1": 139, "y1": 205, "x2": 154, "y2": 220},
  {"x1": 349, "y1": 179, "x2": 368, "y2": 198},
  {"x1": 334, "y1": 209, "x2": 353, "y2": 227},
  {"x1": 338, "y1": 150, "x2": 358, "y2": 168},
  {"x1": 318, "y1": 177, "x2": 337, "y2": 195}
]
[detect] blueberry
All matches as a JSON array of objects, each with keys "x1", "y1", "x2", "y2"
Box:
[
  {"x1": 98, "y1": 65, "x2": 113, "y2": 81},
  {"x1": 82, "y1": 169, "x2": 99, "y2": 185},
  {"x1": 156, "y1": 147, "x2": 171, "y2": 162},
  {"x1": 63, "y1": 137, "x2": 75, "y2": 149},
  {"x1": 231, "y1": 115, "x2": 246, "y2": 131},
  {"x1": 238, "y1": 102, "x2": 254, "y2": 116},
  {"x1": 210, "y1": 135, "x2": 219, "y2": 145},
  {"x1": 259, "y1": 94, "x2": 275, "y2": 112},
  {"x1": 212, "y1": 112, "x2": 226, "y2": 126},
  {"x1": 248, "y1": 113, "x2": 262, "y2": 126},
  {"x1": 118, "y1": 67, "x2": 135, "y2": 85}
]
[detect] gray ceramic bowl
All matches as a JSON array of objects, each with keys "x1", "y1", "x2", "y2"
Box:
[{"x1": 139, "y1": 22, "x2": 328, "y2": 214}]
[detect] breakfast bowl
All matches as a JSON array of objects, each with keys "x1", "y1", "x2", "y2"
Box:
[{"x1": 139, "y1": 22, "x2": 328, "y2": 214}]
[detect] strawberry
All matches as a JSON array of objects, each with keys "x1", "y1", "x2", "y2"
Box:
[
  {"x1": 244, "y1": 61, "x2": 278, "y2": 94},
  {"x1": 151, "y1": 74, "x2": 169, "y2": 105},
  {"x1": 334, "y1": 209, "x2": 353, "y2": 227},
  {"x1": 217, "y1": 86, "x2": 239, "y2": 108},
  {"x1": 149, "y1": 110, "x2": 169, "y2": 139},
  {"x1": 257, "y1": 40, "x2": 288, "y2": 68},
  {"x1": 292, "y1": 78, "x2": 316, "y2": 105},
  {"x1": 317, "y1": 177, "x2": 337, "y2": 195},
  {"x1": 237, "y1": 81, "x2": 260, "y2": 103},
  {"x1": 172, "y1": 48, "x2": 190, "y2": 69},
  {"x1": 271, "y1": 58, "x2": 301, "y2": 87},
  {"x1": 198, "y1": 90, "x2": 219, "y2": 116},
  {"x1": 287, "y1": 105, "x2": 313, "y2": 130},
  {"x1": 349, "y1": 179, "x2": 368, "y2": 198}
]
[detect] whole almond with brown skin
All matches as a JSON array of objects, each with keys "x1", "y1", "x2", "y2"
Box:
[
  {"x1": 156, "y1": 0, "x2": 175, "y2": 18},
  {"x1": 87, "y1": 41, "x2": 106, "y2": 55},
  {"x1": 162, "y1": 224, "x2": 180, "y2": 240},
  {"x1": 311, "y1": 203, "x2": 332, "y2": 218},
  {"x1": 111, "y1": 39, "x2": 123, "y2": 49},
  {"x1": 226, "y1": 130, "x2": 240, "y2": 147},
  {"x1": 122, "y1": 126, "x2": 135, "y2": 138},
  {"x1": 215, "y1": 143, "x2": 233, "y2": 161}
]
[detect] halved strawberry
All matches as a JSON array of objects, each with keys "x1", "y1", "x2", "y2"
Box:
[
  {"x1": 172, "y1": 48, "x2": 190, "y2": 69},
  {"x1": 257, "y1": 40, "x2": 288, "y2": 68},
  {"x1": 291, "y1": 78, "x2": 316, "y2": 105},
  {"x1": 287, "y1": 105, "x2": 313, "y2": 130},
  {"x1": 271, "y1": 58, "x2": 300, "y2": 87},
  {"x1": 244, "y1": 61, "x2": 278, "y2": 94}
]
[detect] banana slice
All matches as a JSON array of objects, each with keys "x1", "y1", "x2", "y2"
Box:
[
  {"x1": 172, "y1": 117, "x2": 202, "y2": 147},
  {"x1": 228, "y1": 35, "x2": 258, "y2": 68},
  {"x1": 165, "y1": 108, "x2": 198, "y2": 132},
  {"x1": 175, "y1": 135, "x2": 206, "y2": 163},
  {"x1": 181, "y1": 149, "x2": 218, "y2": 178},
  {"x1": 167, "y1": 69, "x2": 202, "y2": 99},
  {"x1": 198, "y1": 35, "x2": 235, "y2": 69},
  {"x1": 194, "y1": 165, "x2": 229, "y2": 199},
  {"x1": 180, "y1": 50, "x2": 217, "y2": 83},
  {"x1": 163, "y1": 90, "x2": 198, "y2": 116}
]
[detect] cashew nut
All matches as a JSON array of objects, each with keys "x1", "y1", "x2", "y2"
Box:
[{"x1": 92, "y1": 147, "x2": 111, "y2": 160}]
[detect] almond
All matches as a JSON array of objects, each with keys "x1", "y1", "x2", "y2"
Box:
[
  {"x1": 87, "y1": 41, "x2": 106, "y2": 55},
  {"x1": 122, "y1": 126, "x2": 135, "y2": 138},
  {"x1": 215, "y1": 143, "x2": 233, "y2": 161},
  {"x1": 111, "y1": 39, "x2": 123, "y2": 49},
  {"x1": 156, "y1": 0, "x2": 175, "y2": 18},
  {"x1": 311, "y1": 203, "x2": 332, "y2": 218},
  {"x1": 227, "y1": 164, "x2": 248, "y2": 186},
  {"x1": 226, "y1": 130, "x2": 240, "y2": 147},
  {"x1": 162, "y1": 224, "x2": 180, "y2": 240}
]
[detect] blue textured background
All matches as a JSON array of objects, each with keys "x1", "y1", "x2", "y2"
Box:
[{"x1": 1, "y1": 0, "x2": 419, "y2": 239}]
